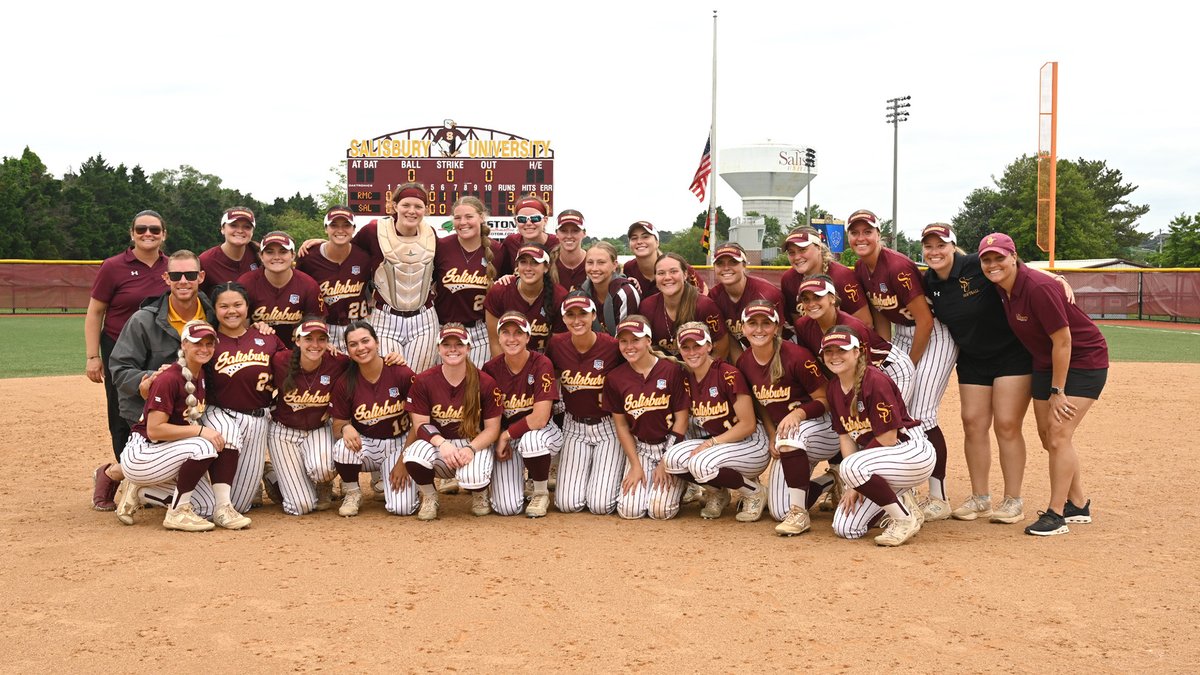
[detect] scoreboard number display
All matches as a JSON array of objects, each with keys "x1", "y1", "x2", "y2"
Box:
[{"x1": 346, "y1": 121, "x2": 554, "y2": 236}]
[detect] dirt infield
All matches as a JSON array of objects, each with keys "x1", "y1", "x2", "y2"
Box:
[{"x1": 2, "y1": 363, "x2": 1196, "y2": 672}]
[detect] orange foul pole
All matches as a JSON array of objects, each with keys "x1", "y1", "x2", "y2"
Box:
[{"x1": 1036, "y1": 62, "x2": 1058, "y2": 267}]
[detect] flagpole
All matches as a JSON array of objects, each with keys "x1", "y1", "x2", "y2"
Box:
[{"x1": 706, "y1": 9, "x2": 718, "y2": 267}]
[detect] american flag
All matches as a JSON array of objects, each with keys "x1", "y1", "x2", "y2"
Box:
[{"x1": 689, "y1": 135, "x2": 713, "y2": 202}]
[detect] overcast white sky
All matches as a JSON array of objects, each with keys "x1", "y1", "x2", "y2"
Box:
[{"x1": 3, "y1": 0, "x2": 1194, "y2": 242}]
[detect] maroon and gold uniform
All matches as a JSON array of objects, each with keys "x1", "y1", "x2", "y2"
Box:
[
  {"x1": 296, "y1": 245, "x2": 371, "y2": 326},
  {"x1": 708, "y1": 276, "x2": 786, "y2": 348},
  {"x1": 685, "y1": 360, "x2": 750, "y2": 436},
  {"x1": 482, "y1": 352, "x2": 558, "y2": 431},
  {"x1": 602, "y1": 358, "x2": 687, "y2": 443},
  {"x1": 237, "y1": 269, "x2": 323, "y2": 349},
  {"x1": 638, "y1": 292, "x2": 728, "y2": 357},
  {"x1": 406, "y1": 367, "x2": 503, "y2": 440},
  {"x1": 781, "y1": 261, "x2": 867, "y2": 326},
  {"x1": 555, "y1": 257, "x2": 587, "y2": 292},
  {"x1": 130, "y1": 363, "x2": 204, "y2": 438},
  {"x1": 199, "y1": 245, "x2": 259, "y2": 297},
  {"x1": 331, "y1": 363, "x2": 417, "y2": 440},
  {"x1": 735, "y1": 341, "x2": 827, "y2": 426},
  {"x1": 483, "y1": 281, "x2": 568, "y2": 353},
  {"x1": 794, "y1": 311, "x2": 894, "y2": 366},
  {"x1": 205, "y1": 328, "x2": 285, "y2": 413},
  {"x1": 853, "y1": 248, "x2": 927, "y2": 327},
  {"x1": 545, "y1": 332, "x2": 622, "y2": 418},
  {"x1": 269, "y1": 350, "x2": 350, "y2": 431},
  {"x1": 496, "y1": 233, "x2": 559, "y2": 277},
  {"x1": 433, "y1": 235, "x2": 502, "y2": 326},
  {"x1": 828, "y1": 367, "x2": 919, "y2": 450}
]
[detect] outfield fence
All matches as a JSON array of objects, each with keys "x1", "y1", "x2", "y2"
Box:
[{"x1": 3, "y1": 260, "x2": 1198, "y2": 321}]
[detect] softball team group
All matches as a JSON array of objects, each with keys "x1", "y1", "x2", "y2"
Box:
[{"x1": 86, "y1": 187, "x2": 1108, "y2": 544}]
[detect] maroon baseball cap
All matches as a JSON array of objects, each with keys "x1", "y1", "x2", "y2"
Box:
[
  {"x1": 616, "y1": 318, "x2": 652, "y2": 339},
  {"x1": 497, "y1": 313, "x2": 533, "y2": 335},
  {"x1": 221, "y1": 207, "x2": 256, "y2": 228},
  {"x1": 978, "y1": 232, "x2": 1017, "y2": 257},
  {"x1": 713, "y1": 244, "x2": 747, "y2": 263},
  {"x1": 821, "y1": 327, "x2": 861, "y2": 351},
  {"x1": 798, "y1": 278, "x2": 837, "y2": 297},
  {"x1": 627, "y1": 221, "x2": 658, "y2": 239},
  {"x1": 740, "y1": 303, "x2": 780, "y2": 324},
  {"x1": 181, "y1": 321, "x2": 217, "y2": 343},
  {"x1": 324, "y1": 207, "x2": 355, "y2": 227},
  {"x1": 260, "y1": 232, "x2": 295, "y2": 251},
  {"x1": 294, "y1": 319, "x2": 329, "y2": 337},
  {"x1": 516, "y1": 244, "x2": 550, "y2": 264},
  {"x1": 561, "y1": 295, "x2": 596, "y2": 314},
  {"x1": 921, "y1": 222, "x2": 956, "y2": 244},
  {"x1": 676, "y1": 324, "x2": 711, "y2": 346},
  {"x1": 438, "y1": 324, "x2": 472, "y2": 346},
  {"x1": 557, "y1": 210, "x2": 585, "y2": 231},
  {"x1": 785, "y1": 231, "x2": 823, "y2": 249},
  {"x1": 847, "y1": 209, "x2": 878, "y2": 228}
]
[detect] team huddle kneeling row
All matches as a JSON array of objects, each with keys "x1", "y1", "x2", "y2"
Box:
[{"x1": 87, "y1": 187, "x2": 1108, "y2": 544}]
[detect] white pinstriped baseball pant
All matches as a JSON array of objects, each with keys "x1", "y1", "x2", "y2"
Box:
[
  {"x1": 617, "y1": 439, "x2": 686, "y2": 520},
  {"x1": 267, "y1": 421, "x2": 336, "y2": 515},
  {"x1": 766, "y1": 415, "x2": 842, "y2": 521},
  {"x1": 465, "y1": 322, "x2": 490, "y2": 368},
  {"x1": 119, "y1": 433, "x2": 218, "y2": 496},
  {"x1": 555, "y1": 414, "x2": 625, "y2": 515},
  {"x1": 663, "y1": 423, "x2": 770, "y2": 488},
  {"x1": 383, "y1": 439, "x2": 496, "y2": 515},
  {"x1": 327, "y1": 323, "x2": 348, "y2": 353},
  {"x1": 880, "y1": 349, "x2": 916, "y2": 403},
  {"x1": 488, "y1": 423, "x2": 564, "y2": 516},
  {"x1": 367, "y1": 304, "x2": 441, "y2": 374},
  {"x1": 832, "y1": 429, "x2": 935, "y2": 539},
  {"x1": 891, "y1": 319, "x2": 957, "y2": 432},
  {"x1": 192, "y1": 406, "x2": 269, "y2": 517}
]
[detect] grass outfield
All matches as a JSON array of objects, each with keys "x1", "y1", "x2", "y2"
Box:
[{"x1": 1, "y1": 316, "x2": 1198, "y2": 379}]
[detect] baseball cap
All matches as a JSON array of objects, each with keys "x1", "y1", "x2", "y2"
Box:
[
  {"x1": 798, "y1": 278, "x2": 837, "y2": 297},
  {"x1": 977, "y1": 232, "x2": 1017, "y2": 257},
  {"x1": 616, "y1": 318, "x2": 652, "y2": 339},
  {"x1": 181, "y1": 321, "x2": 217, "y2": 343},
  {"x1": 561, "y1": 294, "x2": 597, "y2": 314},
  {"x1": 821, "y1": 327, "x2": 861, "y2": 351},
  {"x1": 921, "y1": 222, "x2": 956, "y2": 244},
  {"x1": 557, "y1": 210, "x2": 585, "y2": 231},
  {"x1": 675, "y1": 324, "x2": 711, "y2": 346},
  {"x1": 713, "y1": 244, "x2": 747, "y2": 263},
  {"x1": 847, "y1": 209, "x2": 878, "y2": 228},
  {"x1": 516, "y1": 244, "x2": 550, "y2": 264},
  {"x1": 785, "y1": 231, "x2": 822, "y2": 249},
  {"x1": 627, "y1": 221, "x2": 658, "y2": 239},
  {"x1": 294, "y1": 319, "x2": 329, "y2": 337},
  {"x1": 221, "y1": 207, "x2": 256, "y2": 228},
  {"x1": 497, "y1": 313, "x2": 533, "y2": 335},
  {"x1": 438, "y1": 324, "x2": 472, "y2": 346},
  {"x1": 740, "y1": 303, "x2": 780, "y2": 324},
  {"x1": 324, "y1": 206, "x2": 355, "y2": 227},
  {"x1": 260, "y1": 232, "x2": 295, "y2": 251}
]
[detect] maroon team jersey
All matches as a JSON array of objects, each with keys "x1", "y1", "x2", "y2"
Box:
[
  {"x1": 406, "y1": 367, "x2": 503, "y2": 440},
  {"x1": 602, "y1": 358, "x2": 687, "y2": 442},
  {"x1": 204, "y1": 328, "x2": 285, "y2": 412},
  {"x1": 1000, "y1": 265, "x2": 1109, "y2": 371},
  {"x1": 555, "y1": 256, "x2": 587, "y2": 292},
  {"x1": 639, "y1": 292, "x2": 728, "y2": 357},
  {"x1": 434, "y1": 235, "x2": 502, "y2": 325},
  {"x1": 686, "y1": 361, "x2": 751, "y2": 437},
  {"x1": 708, "y1": 276, "x2": 787, "y2": 348},
  {"x1": 545, "y1": 332, "x2": 623, "y2": 418},
  {"x1": 496, "y1": 233, "x2": 559, "y2": 277},
  {"x1": 297, "y1": 244, "x2": 371, "y2": 326},
  {"x1": 780, "y1": 261, "x2": 868, "y2": 325},
  {"x1": 483, "y1": 280, "x2": 568, "y2": 353},
  {"x1": 269, "y1": 350, "x2": 351, "y2": 431},
  {"x1": 90, "y1": 249, "x2": 168, "y2": 340},
  {"x1": 237, "y1": 269, "x2": 324, "y2": 349},
  {"x1": 736, "y1": 341, "x2": 828, "y2": 426},
  {"x1": 130, "y1": 362, "x2": 205, "y2": 439},
  {"x1": 331, "y1": 362, "x2": 417, "y2": 439},
  {"x1": 623, "y1": 259, "x2": 657, "y2": 299},
  {"x1": 482, "y1": 352, "x2": 558, "y2": 430},
  {"x1": 794, "y1": 311, "x2": 894, "y2": 367},
  {"x1": 828, "y1": 366, "x2": 919, "y2": 449},
  {"x1": 199, "y1": 245, "x2": 259, "y2": 297},
  {"x1": 854, "y1": 248, "x2": 927, "y2": 327}
]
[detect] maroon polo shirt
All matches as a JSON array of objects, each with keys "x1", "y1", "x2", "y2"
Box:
[
  {"x1": 406, "y1": 366, "x2": 503, "y2": 440},
  {"x1": 434, "y1": 235, "x2": 502, "y2": 325},
  {"x1": 999, "y1": 265, "x2": 1109, "y2": 371},
  {"x1": 482, "y1": 352, "x2": 558, "y2": 430},
  {"x1": 269, "y1": 350, "x2": 350, "y2": 430},
  {"x1": 331, "y1": 362, "x2": 417, "y2": 439},
  {"x1": 90, "y1": 249, "x2": 168, "y2": 340},
  {"x1": 297, "y1": 244, "x2": 372, "y2": 326},
  {"x1": 545, "y1": 332, "x2": 623, "y2": 419},
  {"x1": 736, "y1": 341, "x2": 828, "y2": 426},
  {"x1": 131, "y1": 363, "x2": 204, "y2": 439},
  {"x1": 708, "y1": 275, "x2": 787, "y2": 348},
  {"x1": 854, "y1": 248, "x2": 927, "y2": 327},
  {"x1": 780, "y1": 261, "x2": 868, "y2": 326},
  {"x1": 199, "y1": 245, "x2": 259, "y2": 297},
  {"x1": 204, "y1": 328, "x2": 285, "y2": 412},
  {"x1": 828, "y1": 366, "x2": 919, "y2": 449},
  {"x1": 602, "y1": 358, "x2": 687, "y2": 442},
  {"x1": 686, "y1": 360, "x2": 751, "y2": 437},
  {"x1": 639, "y1": 292, "x2": 728, "y2": 358}
]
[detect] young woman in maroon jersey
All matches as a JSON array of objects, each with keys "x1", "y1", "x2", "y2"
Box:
[
  {"x1": 979, "y1": 233, "x2": 1106, "y2": 536},
  {"x1": 483, "y1": 312, "x2": 564, "y2": 518},
  {"x1": 780, "y1": 227, "x2": 871, "y2": 327},
  {"x1": 87, "y1": 209, "x2": 169, "y2": 509},
  {"x1": 297, "y1": 206, "x2": 372, "y2": 351},
  {"x1": 199, "y1": 207, "x2": 260, "y2": 297},
  {"x1": 545, "y1": 292, "x2": 626, "y2": 515},
  {"x1": 483, "y1": 243, "x2": 566, "y2": 358},
  {"x1": 436, "y1": 196, "x2": 502, "y2": 366},
  {"x1": 662, "y1": 322, "x2": 769, "y2": 521},
  {"x1": 496, "y1": 194, "x2": 558, "y2": 277},
  {"x1": 115, "y1": 320, "x2": 247, "y2": 532},
  {"x1": 847, "y1": 209, "x2": 958, "y2": 521},
  {"x1": 604, "y1": 316, "x2": 690, "y2": 520},
  {"x1": 735, "y1": 300, "x2": 840, "y2": 535},
  {"x1": 394, "y1": 323, "x2": 503, "y2": 520},
  {"x1": 267, "y1": 318, "x2": 350, "y2": 515},
  {"x1": 237, "y1": 231, "x2": 323, "y2": 351},
  {"x1": 623, "y1": 221, "x2": 709, "y2": 299},
  {"x1": 581, "y1": 242, "x2": 641, "y2": 336},
  {"x1": 329, "y1": 320, "x2": 416, "y2": 517},
  {"x1": 822, "y1": 326, "x2": 934, "y2": 546},
  {"x1": 639, "y1": 252, "x2": 730, "y2": 360},
  {"x1": 550, "y1": 209, "x2": 587, "y2": 292},
  {"x1": 192, "y1": 281, "x2": 285, "y2": 520},
  {"x1": 708, "y1": 242, "x2": 787, "y2": 361}
]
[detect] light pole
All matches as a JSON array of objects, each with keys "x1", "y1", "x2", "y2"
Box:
[
  {"x1": 886, "y1": 95, "x2": 910, "y2": 250},
  {"x1": 804, "y1": 147, "x2": 816, "y2": 227}
]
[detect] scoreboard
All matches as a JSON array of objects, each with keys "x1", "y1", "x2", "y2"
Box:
[{"x1": 346, "y1": 122, "x2": 554, "y2": 225}]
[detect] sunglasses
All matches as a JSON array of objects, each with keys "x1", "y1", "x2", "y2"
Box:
[
  {"x1": 133, "y1": 225, "x2": 163, "y2": 235},
  {"x1": 167, "y1": 270, "x2": 201, "y2": 281},
  {"x1": 515, "y1": 215, "x2": 544, "y2": 224}
]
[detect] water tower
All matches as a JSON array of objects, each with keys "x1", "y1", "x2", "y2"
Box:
[{"x1": 719, "y1": 142, "x2": 815, "y2": 234}]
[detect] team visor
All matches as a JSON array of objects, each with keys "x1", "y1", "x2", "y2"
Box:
[
  {"x1": 260, "y1": 233, "x2": 295, "y2": 251},
  {"x1": 221, "y1": 208, "x2": 256, "y2": 228},
  {"x1": 675, "y1": 325, "x2": 711, "y2": 346},
  {"x1": 713, "y1": 245, "x2": 747, "y2": 263},
  {"x1": 516, "y1": 244, "x2": 550, "y2": 264},
  {"x1": 438, "y1": 325, "x2": 472, "y2": 346},
  {"x1": 294, "y1": 320, "x2": 329, "y2": 338},
  {"x1": 798, "y1": 278, "x2": 837, "y2": 297},
  {"x1": 324, "y1": 208, "x2": 355, "y2": 227},
  {"x1": 560, "y1": 296, "x2": 596, "y2": 314},
  {"x1": 616, "y1": 318, "x2": 652, "y2": 339},
  {"x1": 740, "y1": 304, "x2": 780, "y2": 324},
  {"x1": 785, "y1": 231, "x2": 822, "y2": 248},
  {"x1": 497, "y1": 314, "x2": 533, "y2": 335},
  {"x1": 181, "y1": 322, "x2": 217, "y2": 343},
  {"x1": 821, "y1": 330, "x2": 861, "y2": 351}
]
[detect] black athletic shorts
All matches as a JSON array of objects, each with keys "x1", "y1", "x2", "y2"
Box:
[
  {"x1": 956, "y1": 343, "x2": 1033, "y2": 386},
  {"x1": 1031, "y1": 368, "x2": 1107, "y2": 400}
]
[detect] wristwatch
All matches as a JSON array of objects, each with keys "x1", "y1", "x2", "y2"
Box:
[{"x1": 1049, "y1": 386, "x2": 1064, "y2": 395}]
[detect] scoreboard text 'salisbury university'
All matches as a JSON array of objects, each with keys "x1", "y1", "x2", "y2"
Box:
[{"x1": 346, "y1": 121, "x2": 554, "y2": 235}]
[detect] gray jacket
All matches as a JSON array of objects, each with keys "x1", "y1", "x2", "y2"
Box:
[{"x1": 109, "y1": 291, "x2": 214, "y2": 423}]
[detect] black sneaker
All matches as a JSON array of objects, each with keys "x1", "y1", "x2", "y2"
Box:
[
  {"x1": 1024, "y1": 509, "x2": 1069, "y2": 536},
  {"x1": 1063, "y1": 499, "x2": 1092, "y2": 524}
]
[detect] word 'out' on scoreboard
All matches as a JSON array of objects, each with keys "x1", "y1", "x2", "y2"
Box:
[{"x1": 346, "y1": 120, "x2": 554, "y2": 233}]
